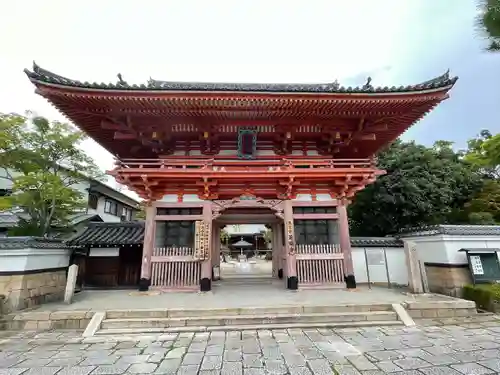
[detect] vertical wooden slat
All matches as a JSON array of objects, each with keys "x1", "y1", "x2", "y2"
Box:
[
  {"x1": 150, "y1": 246, "x2": 201, "y2": 290},
  {"x1": 296, "y1": 243, "x2": 345, "y2": 287}
]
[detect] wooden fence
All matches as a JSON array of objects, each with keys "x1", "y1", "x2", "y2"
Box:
[
  {"x1": 295, "y1": 244, "x2": 345, "y2": 287},
  {"x1": 151, "y1": 247, "x2": 201, "y2": 290}
]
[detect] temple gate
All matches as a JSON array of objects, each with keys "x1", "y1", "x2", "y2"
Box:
[{"x1": 25, "y1": 63, "x2": 457, "y2": 292}]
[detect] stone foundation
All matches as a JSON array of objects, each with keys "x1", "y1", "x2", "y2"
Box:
[
  {"x1": 0, "y1": 269, "x2": 67, "y2": 314},
  {"x1": 424, "y1": 263, "x2": 472, "y2": 297}
]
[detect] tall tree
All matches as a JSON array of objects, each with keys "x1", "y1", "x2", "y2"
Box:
[
  {"x1": 477, "y1": 0, "x2": 500, "y2": 51},
  {"x1": 348, "y1": 140, "x2": 483, "y2": 237},
  {"x1": 463, "y1": 129, "x2": 500, "y2": 222},
  {"x1": 0, "y1": 113, "x2": 102, "y2": 236}
]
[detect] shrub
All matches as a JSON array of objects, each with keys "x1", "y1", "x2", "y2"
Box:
[{"x1": 462, "y1": 283, "x2": 500, "y2": 311}]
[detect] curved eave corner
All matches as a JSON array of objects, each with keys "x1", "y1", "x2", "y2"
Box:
[{"x1": 24, "y1": 61, "x2": 458, "y2": 96}]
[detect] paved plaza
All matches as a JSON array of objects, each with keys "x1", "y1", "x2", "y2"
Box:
[{"x1": 1, "y1": 316, "x2": 500, "y2": 374}]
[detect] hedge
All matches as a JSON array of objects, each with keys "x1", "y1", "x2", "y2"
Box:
[{"x1": 462, "y1": 283, "x2": 500, "y2": 311}]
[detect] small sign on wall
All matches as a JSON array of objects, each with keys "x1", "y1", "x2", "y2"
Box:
[
  {"x1": 470, "y1": 255, "x2": 484, "y2": 275},
  {"x1": 366, "y1": 249, "x2": 386, "y2": 266}
]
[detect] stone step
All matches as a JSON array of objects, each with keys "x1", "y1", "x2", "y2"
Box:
[
  {"x1": 105, "y1": 304, "x2": 393, "y2": 319},
  {"x1": 101, "y1": 311, "x2": 398, "y2": 329},
  {"x1": 96, "y1": 320, "x2": 403, "y2": 335}
]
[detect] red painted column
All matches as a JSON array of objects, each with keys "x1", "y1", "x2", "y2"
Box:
[
  {"x1": 139, "y1": 204, "x2": 155, "y2": 291},
  {"x1": 283, "y1": 200, "x2": 298, "y2": 290},
  {"x1": 337, "y1": 201, "x2": 356, "y2": 288},
  {"x1": 200, "y1": 201, "x2": 213, "y2": 292}
]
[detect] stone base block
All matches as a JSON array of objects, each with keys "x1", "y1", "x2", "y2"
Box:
[
  {"x1": 424, "y1": 264, "x2": 472, "y2": 297},
  {"x1": 200, "y1": 277, "x2": 211, "y2": 292},
  {"x1": 138, "y1": 278, "x2": 151, "y2": 292},
  {"x1": 0, "y1": 269, "x2": 67, "y2": 313},
  {"x1": 345, "y1": 274, "x2": 356, "y2": 289},
  {"x1": 287, "y1": 276, "x2": 298, "y2": 290}
]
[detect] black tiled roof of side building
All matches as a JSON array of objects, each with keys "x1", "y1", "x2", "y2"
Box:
[
  {"x1": 66, "y1": 222, "x2": 403, "y2": 248},
  {"x1": 65, "y1": 222, "x2": 144, "y2": 247}
]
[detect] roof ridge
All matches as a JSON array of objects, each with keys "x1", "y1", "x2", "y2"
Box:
[{"x1": 25, "y1": 62, "x2": 458, "y2": 94}]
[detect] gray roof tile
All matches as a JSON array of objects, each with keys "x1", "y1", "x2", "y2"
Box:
[
  {"x1": 400, "y1": 225, "x2": 500, "y2": 237},
  {"x1": 0, "y1": 236, "x2": 67, "y2": 250},
  {"x1": 25, "y1": 62, "x2": 457, "y2": 94},
  {"x1": 66, "y1": 221, "x2": 144, "y2": 247}
]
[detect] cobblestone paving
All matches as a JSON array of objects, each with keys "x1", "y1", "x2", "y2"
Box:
[{"x1": 2, "y1": 317, "x2": 500, "y2": 374}]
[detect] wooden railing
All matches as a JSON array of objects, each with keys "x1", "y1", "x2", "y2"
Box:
[
  {"x1": 151, "y1": 247, "x2": 200, "y2": 290},
  {"x1": 114, "y1": 158, "x2": 375, "y2": 171},
  {"x1": 295, "y1": 244, "x2": 345, "y2": 287}
]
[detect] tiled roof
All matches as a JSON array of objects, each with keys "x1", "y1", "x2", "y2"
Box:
[
  {"x1": 350, "y1": 237, "x2": 403, "y2": 248},
  {"x1": 400, "y1": 225, "x2": 500, "y2": 237},
  {"x1": 66, "y1": 222, "x2": 144, "y2": 247},
  {"x1": 66, "y1": 222, "x2": 403, "y2": 248},
  {"x1": 0, "y1": 237, "x2": 67, "y2": 250},
  {"x1": 25, "y1": 62, "x2": 458, "y2": 94}
]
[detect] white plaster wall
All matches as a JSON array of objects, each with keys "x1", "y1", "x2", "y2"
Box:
[
  {"x1": 0, "y1": 248, "x2": 72, "y2": 272},
  {"x1": 293, "y1": 194, "x2": 334, "y2": 201},
  {"x1": 159, "y1": 194, "x2": 203, "y2": 202},
  {"x1": 403, "y1": 234, "x2": 500, "y2": 265},
  {"x1": 352, "y1": 246, "x2": 408, "y2": 286},
  {"x1": 87, "y1": 195, "x2": 121, "y2": 222},
  {"x1": 89, "y1": 247, "x2": 120, "y2": 257}
]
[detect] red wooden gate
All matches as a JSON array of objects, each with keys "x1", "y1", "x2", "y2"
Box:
[
  {"x1": 296, "y1": 244, "x2": 345, "y2": 287},
  {"x1": 150, "y1": 247, "x2": 201, "y2": 291}
]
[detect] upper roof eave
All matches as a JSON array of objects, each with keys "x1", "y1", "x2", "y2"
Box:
[{"x1": 24, "y1": 62, "x2": 458, "y2": 96}]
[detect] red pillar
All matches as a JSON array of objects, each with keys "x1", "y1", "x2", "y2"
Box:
[
  {"x1": 337, "y1": 201, "x2": 356, "y2": 288},
  {"x1": 139, "y1": 204, "x2": 155, "y2": 291},
  {"x1": 283, "y1": 200, "x2": 298, "y2": 290}
]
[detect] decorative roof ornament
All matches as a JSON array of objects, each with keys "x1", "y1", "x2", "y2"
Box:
[
  {"x1": 117, "y1": 73, "x2": 128, "y2": 86},
  {"x1": 362, "y1": 77, "x2": 373, "y2": 90}
]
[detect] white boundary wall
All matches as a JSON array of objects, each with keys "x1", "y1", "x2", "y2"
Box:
[
  {"x1": 352, "y1": 246, "x2": 408, "y2": 286},
  {"x1": 0, "y1": 248, "x2": 72, "y2": 272}
]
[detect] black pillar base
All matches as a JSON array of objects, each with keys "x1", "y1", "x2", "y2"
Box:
[
  {"x1": 345, "y1": 274, "x2": 357, "y2": 289},
  {"x1": 138, "y1": 278, "x2": 151, "y2": 292},
  {"x1": 200, "y1": 277, "x2": 212, "y2": 292},
  {"x1": 278, "y1": 269, "x2": 284, "y2": 279},
  {"x1": 287, "y1": 276, "x2": 298, "y2": 290}
]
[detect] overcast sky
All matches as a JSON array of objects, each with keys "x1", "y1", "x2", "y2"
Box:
[{"x1": 0, "y1": 0, "x2": 498, "y2": 196}]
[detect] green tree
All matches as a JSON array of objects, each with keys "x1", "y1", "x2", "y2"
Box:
[
  {"x1": 477, "y1": 0, "x2": 500, "y2": 51},
  {"x1": 0, "y1": 113, "x2": 102, "y2": 236},
  {"x1": 462, "y1": 130, "x2": 500, "y2": 222},
  {"x1": 464, "y1": 130, "x2": 500, "y2": 177},
  {"x1": 348, "y1": 140, "x2": 483, "y2": 237}
]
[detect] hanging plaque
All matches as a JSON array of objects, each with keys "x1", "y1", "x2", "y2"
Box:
[
  {"x1": 194, "y1": 221, "x2": 209, "y2": 260},
  {"x1": 470, "y1": 255, "x2": 484, "y2": 275}
]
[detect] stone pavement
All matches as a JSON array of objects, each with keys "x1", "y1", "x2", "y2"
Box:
[{"x1": 2, "y1": 316, "x2": 500, "y2": 374}]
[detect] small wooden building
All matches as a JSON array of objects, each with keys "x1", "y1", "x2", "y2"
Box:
[{"x1": 67, "y1": 222, "x2": 144, "y2": 289}]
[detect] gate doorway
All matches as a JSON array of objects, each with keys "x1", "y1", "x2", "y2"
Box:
[{"x1": 211, "y1": 197, "x2": 285, "y2": 287}]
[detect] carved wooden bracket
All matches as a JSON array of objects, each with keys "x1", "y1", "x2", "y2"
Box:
[{"x1": 212, "y1": 196, "x2": 284, "y2": 220}]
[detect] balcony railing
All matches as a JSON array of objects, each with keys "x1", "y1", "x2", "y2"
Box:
[{"x1": 114, "y1": 158, "x2": 376, "y2": 171}]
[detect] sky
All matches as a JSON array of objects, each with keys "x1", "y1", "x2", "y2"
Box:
[{"x1": 0, "y1": 0, "x2": 498, "y2": 197}]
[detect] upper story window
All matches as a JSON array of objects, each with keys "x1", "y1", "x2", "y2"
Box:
[
  {"x1": 104, "y1": 199, "x2": 118, "y2": 216},
  {"x1": 122, "y1": 207, "x2": 133, "y2": 221},
  {"x1": 88, "y1": 194, "x2": 98, "y2": 210}
]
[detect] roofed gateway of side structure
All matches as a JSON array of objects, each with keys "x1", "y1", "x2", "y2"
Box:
[{"x1": 25, "y1": 62, "x2": 457, "y2": 293}]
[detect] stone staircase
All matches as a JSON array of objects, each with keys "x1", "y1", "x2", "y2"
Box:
[{"x1": 89, "y1": 303, "x2": 403, "y2": 336}]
